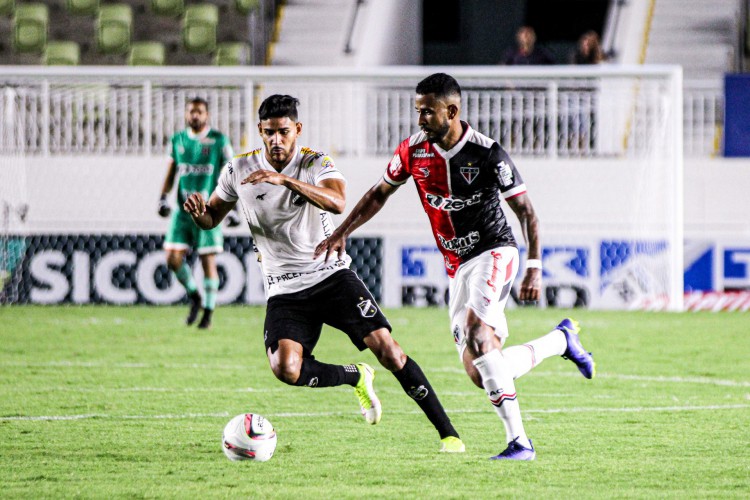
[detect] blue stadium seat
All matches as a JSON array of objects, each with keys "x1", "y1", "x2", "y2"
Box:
[
  {"x1": 13, "y1": 3, "x2": 48, "y2": 53},
  {"x1": 182, "y1": 4, "x2": 218, "y2": 53}
]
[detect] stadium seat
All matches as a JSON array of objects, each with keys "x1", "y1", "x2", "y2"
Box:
[
  {"x1": 0, "y1": 0, "x2": 15, "y2": 17},
  {"x1": 214, "y1": 42, "x2": 250, "y2": 65},
  {"x1": 66, "y1": 0, "x2": 99, "y2": 16},
  {"x1": 152, "y1": 0, "x2": 183, "y2": 17},
  {"x1": 13, "y1": 3, "x2": 48, "y2": 53},
  {"x1": 182, "y1": 4, "x2": 218, "y2": 53},
  {"x1": 97, "y1": 4, "x2": 132, "y2": 54},
  {"x1": 129, "y1": 41, "x2": 165, "y2": 65},
  {"x1": 235, "y1": 0, "x2": 259, "y2": 15},
  {"x1": 43, "y1": 41, "x2": 80, "y2": 65}
]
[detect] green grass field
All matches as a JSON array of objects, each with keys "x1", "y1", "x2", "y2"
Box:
[{"x1": 1, "y1": 306, "x2": 748, "y2": 498}]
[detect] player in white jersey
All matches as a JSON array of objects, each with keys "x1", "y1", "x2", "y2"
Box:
[{"x1": 183, "y1": 94, "x2": 465, "y2": 453}]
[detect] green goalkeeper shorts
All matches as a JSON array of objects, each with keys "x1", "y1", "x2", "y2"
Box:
[{"x1": 164, "y1": 210, "x2": 223, "y2": 255}]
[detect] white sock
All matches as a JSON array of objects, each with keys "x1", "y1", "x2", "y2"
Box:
[
  {"x1": 472, "y1": 349, "x2": 531, "y2": 448},
  {"x1": 504, "y1": 329, "x2": 567, "y2": 379}
]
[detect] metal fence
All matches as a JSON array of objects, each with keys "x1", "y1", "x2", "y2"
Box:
[{"x1": 0, "y1": 65, "x2": 706, "y2": 158}]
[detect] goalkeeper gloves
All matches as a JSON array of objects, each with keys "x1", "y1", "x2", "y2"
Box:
[
  {"x1": 225, "y1": 207, "x2": 242, "y2": 227},
  {"x1": 158, "y1": 194, "x2": 171, "y2": 218}
]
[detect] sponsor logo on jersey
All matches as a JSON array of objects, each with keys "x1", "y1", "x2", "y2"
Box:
[
  {"x1": 201, "y1": 146, "x2": 211, "y2": 156},
  {"x1": 460, "y1": 163, "x2": 480, "y2": 184},
  {"x1": 357, "y1": 299, "x2": 377, "y2": 318},
  {"x1": 438, "y1": 231, "x2": 480, "y2": 256},
  {"x1": 178, "y1": 163, "x2": 213, "y2": 175},
  {"x1": 412, "y1": 148, "x2": 435, "y2": 158},
  {"x1": 227, "y1": 162, "x2": 233, "y2": 174},
  {"x1": 307, "y1": 377, "x2": 319, "y2": 388},
  {"x1": 426, "y1": 192, "x2": 481, "y2": 211},
  {"x1": 291, "y1": 193, "x2": 306, "y2": 206},
  {"x1": 498, "y1": 161, "x2": 514, "y2": 187}
]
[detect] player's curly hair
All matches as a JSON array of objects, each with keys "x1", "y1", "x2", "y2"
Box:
[
  {"x1": 259, "y1": 94, "x2": 300, "y2": 121},
  {"x1": 416, "y1": 73, "x2": 461, "y2": 100}
]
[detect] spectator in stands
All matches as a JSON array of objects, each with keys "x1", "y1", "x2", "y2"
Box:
[
  {"x1": 158, "y1": 97, "x2": 236, "y2": 330},
  {"x1": 502, "y1": 26, "x2": 556, "y2": 65},
  {"x1": 571, "y1": 30, "x2": 606, "y2": 64}
]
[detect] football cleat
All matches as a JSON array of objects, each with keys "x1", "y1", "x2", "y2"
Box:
[
  {"x1": 197, "y1": 308, "x2": 213, "y2": 330},
  {"x1": 186, "y1": 292, "x2": 202, "y2": 326},
  {"x1": 354, "y1": 363, "x2": 381, "y2": 425},
  {"x1": 490, "y1": 438, "x2": 536, "y2": 461},
  {"x1": 557, "y1": 318, "x2": 596, "y2": 379},
  {"x1": 439, "y1": 436, "x2": 466, "y2": 453}
]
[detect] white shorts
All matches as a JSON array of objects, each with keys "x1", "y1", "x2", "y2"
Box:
[{"x1": 448, "y1": 246, "x2": 519, "y2": 358}]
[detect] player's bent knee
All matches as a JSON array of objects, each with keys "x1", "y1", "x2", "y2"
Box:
[{"x1": 271, "y1": 361, "x2": 301, "y2": 386}]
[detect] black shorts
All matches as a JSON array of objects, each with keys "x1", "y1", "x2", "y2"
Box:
[{"x1": 264, "y1": 269, "x2": 392, "y2": 357}]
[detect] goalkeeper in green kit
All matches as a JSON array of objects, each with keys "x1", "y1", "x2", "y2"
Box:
[{"x1": 158, "y1": 97, "x2": 236, "y2": 329}]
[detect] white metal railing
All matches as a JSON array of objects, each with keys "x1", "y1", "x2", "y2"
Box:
[{"x1": 0, "y1": 65, "x2": 709, "y2": 157}]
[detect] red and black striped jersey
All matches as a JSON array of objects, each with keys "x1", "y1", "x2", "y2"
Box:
[{"x1": 384, "y1": 122, "x2": 526, "y2": 277}]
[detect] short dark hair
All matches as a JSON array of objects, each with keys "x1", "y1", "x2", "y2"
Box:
[
  {"x1": 258, "y1": 94, "x2": 300, "y2": 121},
  {"x1": 416, "y1": 73, "x2": 461, "y2": 100},
  {"x1": 188, "y1": 97, "x2": 209, "y2": 110}
]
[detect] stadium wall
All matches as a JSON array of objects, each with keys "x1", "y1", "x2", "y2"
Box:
[{"x1": 3, "y1": 156, "x2": 749, "y2": 310}]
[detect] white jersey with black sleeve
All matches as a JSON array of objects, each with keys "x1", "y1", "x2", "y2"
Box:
[{"x1": 215, "y1": 146, "x2": 352, "y2": 297}]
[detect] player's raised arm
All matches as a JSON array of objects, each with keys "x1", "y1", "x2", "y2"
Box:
[
  {"x1": 505, "y1": 192, "x2": 541, "y2": 302},
  {"x1": 184, "y1": 192, "x2": 236, "y2": 230},
  {"x1": 314, "y1": 178, "x2": 398, "y2": 262}
]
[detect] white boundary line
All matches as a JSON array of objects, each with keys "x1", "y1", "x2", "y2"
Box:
[
  {"x1": 2, "y1": 404, "x2": 749, "y2": 422},
  {"x1": 3, "y1": 360, "x2": 748, "y2": 388}
]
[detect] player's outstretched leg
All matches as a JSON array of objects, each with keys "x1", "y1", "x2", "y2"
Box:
[
  {"x1": 186, "y1": 291, "x2": 202, "y2": 326},
  {"x1": 391, "y1": 357, "x2": 464, "y2": 453},
  {"x1": 501, "y1": 318, "x2": 595, "y2": 380},
  {"x1": 558, "y1": 318, "x2": 596, "y2": 379},
  {"x1": 354, "y1": 363, "x2": 382, "y2": 425}
]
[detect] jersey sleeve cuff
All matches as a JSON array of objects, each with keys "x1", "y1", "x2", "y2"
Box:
[
  {"x1": 383, "y1": 174, "x2": 407, "y2": 186},
  {"x1": 216, "y1": 187, "x2": 238, "y2": 202},
  {"x1": 502, "y1": 184, "x2": 527, "y2": 199}
]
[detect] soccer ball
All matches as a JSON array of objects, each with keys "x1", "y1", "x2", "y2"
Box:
[{"x1": 222, "y1": 413, "x2": 277, "y2": 462}]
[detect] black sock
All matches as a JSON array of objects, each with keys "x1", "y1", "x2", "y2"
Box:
[
  {"x1": 392, "y1": 357, "x2": 458, "y2": 439},
  {"x1": 295, "y1": 359, "x2": 360, "y2": 388}
]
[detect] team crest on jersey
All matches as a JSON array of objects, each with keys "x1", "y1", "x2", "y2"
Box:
[
  {"x1": 498, "y1": 161, "x2": 514, "y2": 186},
  {"x1": 419, "y1": 167, "x2": 430, "y2": 177},
  {"x1": 460, "y1": 163, "x2": 479, "y2": 184},
  {"x1": 321, "y1": 156, "x2": 334, "y2": 169},
  {"x1": 357, "y1": 299, "x2": 377, "y2": 318}
]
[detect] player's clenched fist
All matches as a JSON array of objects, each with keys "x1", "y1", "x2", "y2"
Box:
[{"x1": 183, "y1": 193, "x2": 206, "y2": 217}]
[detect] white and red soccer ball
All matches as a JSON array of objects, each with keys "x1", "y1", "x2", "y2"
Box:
[{"x1": 222, "y1": 413, "x2": 277, "y2": 462}]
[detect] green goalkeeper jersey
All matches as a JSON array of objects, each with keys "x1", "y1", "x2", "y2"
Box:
[{"x1": 170, "y1": 127, "x2": 234, "y2": 209}]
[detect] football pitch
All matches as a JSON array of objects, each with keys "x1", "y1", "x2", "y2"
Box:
[{"x1": 1, "y1": 306, "x2": 748, "y2": 498}]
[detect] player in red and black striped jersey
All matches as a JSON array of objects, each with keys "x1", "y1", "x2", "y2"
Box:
[{"x1": 316, "y1": 73, "x2": 596, "y2": 460}]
